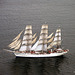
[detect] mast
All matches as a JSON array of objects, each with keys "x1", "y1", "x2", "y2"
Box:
[
  {"x1": 19, "y1": 25, "x2": 32, "y2": 52},
  {"x1": 54, "y1": 28, "x2": 61, "y2": 49},
  {"x1": 47, "y1": 28, "x2": 62, "y2": 50},
  {"x1": 35, "y1": 24, "x2": 48, "y2": 52},
  {"x1": 31, "y1": 32, "x2": 54, "y2": 51}
]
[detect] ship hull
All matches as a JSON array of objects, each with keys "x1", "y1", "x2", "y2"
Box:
[{"x1": 14, "y1": 51, "x2": 68, "y2": 57}]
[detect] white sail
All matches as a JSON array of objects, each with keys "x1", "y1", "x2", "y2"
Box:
[
  {"x1": 34, "y1": 24, "x2": 48, "y2": 52},
  {"x1": 34, "y1": 44, "x2": 47, "y2": 51},
  {"x1": 40, "y1": 30, "x2": 48, "y2": 34},
  {"x1": 41, "y1": 24, "x2": 48, "y2": 29},
  {"x1": 31, "y1": 40, "x2": 39, "y2": 51},
  {"x1": 56, "y1": 29, "x2": 61, "y2": 32},
  {"x1": 39, "y1": 34, "x2": 47, "y2": 39},
  {"x1": 23, "y1": 35, "x2": 32, "y2": 40},
  {"x1": 39, "y1": 40, "x2": 47, "y2": 44},
  {"x1": 25, "y1": 30, "x2": 32, "y2": 34},
  {"x1": 43, "y1": 44, "x2": 47, "y2": 51},
  {"x1": 57, "y1": 41, "x2": 61, "y2": 45},
  {"x1": 22, "y1": 40, "x2": 32, "y2": 45},
  {"x1": 55, "y1": 33, "x2": 59, "y2": 37},
  {"x1": 54, "y1": 28, "x2": 61, "y2": 42},
  {"x1": 35, "y1": 44, "x2": 43, "y2": 51},
  {"x1": 19, "y1": 25, "x2": 32, "y2": 51},
  {"x1": 47, "y1": 28, "x2": 62, "y2": 49},
  {"x1": 54, "y1": 37, "x2": 58, "y2": 41},
  {"x1": 32, "y1": 33, "x2": 37, "y2": 39},
  {"x1": 59, "y1": 33, "x2": 61, "y2": 36},
  {"x1": 26, "y1": 25, "x2": 32, "y2": 29},
  {"x1": 13, "y1": 30, "x2": 23, "y2": 41},
  {"x1": 19, "y1": 45, "x2": 31, "y2": 51}
]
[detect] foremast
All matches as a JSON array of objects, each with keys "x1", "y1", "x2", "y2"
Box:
[
  {"x1": 19, "y1": 25, "x2": 32, "y2": 52},
  {"x1": 8, "y1": 25, "x2": 37, "y2": 52}
]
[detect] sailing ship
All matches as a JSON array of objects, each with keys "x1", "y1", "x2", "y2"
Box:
[{"x1": 6, "y1": 24, "x2": 69, "y2": 57}]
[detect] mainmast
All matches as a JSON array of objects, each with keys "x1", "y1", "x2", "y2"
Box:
[{"x1": 35, "y1": 24, "x2": 48, "y2": 53}]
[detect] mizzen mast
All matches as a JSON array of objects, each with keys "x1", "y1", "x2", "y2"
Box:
[
  {"x1": 54, "y1": 28, "x2": 61, "y2": 49},
  {"x1": 47, "y1": 28, "x2": 61, "y2": 50}
]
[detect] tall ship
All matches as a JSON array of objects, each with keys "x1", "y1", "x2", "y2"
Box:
[{"x1": 6, "y1": 24, "x2": 69, "y2": 57}]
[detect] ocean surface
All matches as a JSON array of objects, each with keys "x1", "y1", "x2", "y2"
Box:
[{"x1": 0, "y1": 0, "x2": 75, "y2": 75}]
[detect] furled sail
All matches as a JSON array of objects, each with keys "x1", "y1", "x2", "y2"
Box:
[
  {"x1": 19, "y1": 25, "x2": 32, "y2": 51},
  {"x1": 35, "y1": 24, "x2": 48, "y2": 52},
  {"x1": 47, "y1": 28, "x2": 62, "y2": 49}
]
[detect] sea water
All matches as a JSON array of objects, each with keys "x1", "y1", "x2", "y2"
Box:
[{"x1": 0, "y1": 0, "x2": 75, "y2": 75}]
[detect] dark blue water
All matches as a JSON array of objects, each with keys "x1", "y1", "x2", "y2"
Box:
[{"x1": 0, "y1": 0, "x2": 75, "y2": 75}]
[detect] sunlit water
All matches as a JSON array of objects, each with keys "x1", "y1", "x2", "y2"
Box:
[{"x1": 0, "y1": 0, "x2": 75, "y2": 75}]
